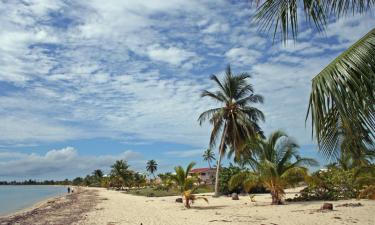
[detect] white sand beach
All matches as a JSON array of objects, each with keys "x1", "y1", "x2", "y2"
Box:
[{"x1": 80, "y1": 187, "x2": 375, "y2": 225}]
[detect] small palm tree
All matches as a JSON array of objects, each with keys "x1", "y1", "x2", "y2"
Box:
[
  {"x1": 202, "y1": 149, "x2": 216, "y2": 168},
  {"x1": 199, "y1": 65, "x2": 265, "y2": 196},
  {"x1": 172, "y1": 162, "x2": 197, "y2": 193},
  {"x1": 146, "y1": 160, "x2": 158, "y2": 178},
  {"x1": 230, "y1": 130, "x2": 318, "y2": 204},
  {"x1": 172, "y1": 162, "x2": 208, "y2": 208}
]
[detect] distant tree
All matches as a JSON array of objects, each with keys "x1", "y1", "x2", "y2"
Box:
[
  {"x1": 111, "y1": 160, "x2": 133, "y2": 187},
  {"x1": 146, "y1": 160, "x2": 158, "y2": 178},
  {"x1": 72, "y1": 177, "x2": 84, "y2": 186},
  {"x1": 202, "y1": 149, "x2": 216, "y2": 168},
  {"x1": 93, "y1": 169, "x2": 104, "y2": 178},
  {"x1": 133, "y1": 173, "x2": 147, "y2": 188}
]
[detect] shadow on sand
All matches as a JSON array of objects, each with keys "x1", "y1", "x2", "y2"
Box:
[{"x1": 191, "y1": 205, "x2": 227, "y2": 210}]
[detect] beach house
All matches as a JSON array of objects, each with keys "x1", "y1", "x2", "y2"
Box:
[{"x1": 188, "y1": 168, "x2": 216, "y2": 184}]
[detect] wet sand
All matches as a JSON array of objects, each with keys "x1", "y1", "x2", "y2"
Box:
[{"x1": 0, "y1": 187, "x2": 99, "y2": 225}]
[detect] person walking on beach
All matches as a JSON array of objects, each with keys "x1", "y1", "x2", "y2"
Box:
[{"x1": 67, "y1": 187, "x2": 71, "y2": 194}]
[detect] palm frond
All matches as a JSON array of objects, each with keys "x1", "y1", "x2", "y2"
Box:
[
  {"x1": 237, "y1": 94, "x2": 264, "y2": 105},
  {"x1": 250, "y1": 0, "x2": 374, "y2": 42},
  {"x1": 307, "y1": 28, "x2": 375, "y2": 158},
  {"x1": 201, "y1": 90, "x2": 227, "y2": 102},
  {"x1": 198, "y1": 108, "x2": 223, "y2": 125},
  {"x1": 185, "y1": 162, "x2": 196, "y2": 176},
  {"x1": 324, "y1": 0, "x2": 375, "y2": 18}
]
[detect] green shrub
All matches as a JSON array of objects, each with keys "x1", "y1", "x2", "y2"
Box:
[
  {"x1": 287, "y1": 168, "x2": 360, "y2": 201},
  {"x1": 219, "y1": 164, "x2": 243, "y2": 194}
]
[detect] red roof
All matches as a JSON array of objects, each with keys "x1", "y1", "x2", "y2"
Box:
[{"x1": 189, "y1": 168, "x2": 215, "y2": 173}]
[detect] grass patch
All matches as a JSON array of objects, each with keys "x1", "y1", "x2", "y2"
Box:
[{"x1": 126, "y1": 185, "x2": 214, "y2": 197}]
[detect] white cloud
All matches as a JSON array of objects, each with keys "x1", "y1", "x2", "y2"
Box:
[
  {"x1": 0, "y1": 147, "x2": 143, "y2": 179},
  {"x1": 146, "y1": 45, "x2": 197, "y2": 66},
  {"x1": 165, "y1": 149, "x2": 203, "y2": 158},
  {"x1": 225, "y1": 47, "x2": 261, "y2": 65},
  {"x1": 0, "y1": 0, "x2": 374, "y2": 153},
  {"x1": 202, "y1": 22, "x2": 229, "y2": 34}
]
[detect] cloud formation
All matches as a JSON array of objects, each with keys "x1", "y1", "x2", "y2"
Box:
[
  {"x1": 0, "y1": 147, "x2": 143, "y2": 179},
  {"x1": 0, "y1": 1, "x2": 374, "y2": 155}
]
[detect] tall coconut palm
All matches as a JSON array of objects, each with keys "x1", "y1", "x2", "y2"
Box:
[
  {"x1": 202, "y1": 149, "x2": 216, "y2": 168},
  {"x1": 146, "y1": 160, "x2": 158, "y2": 178},
  {"x1": 230, "y1": 130, "x2": 318, "y2": 204},
  {"x1": 198, "y1": 65, "x2": 265, "y2": 196},
  {"x1": 250, "y1": 1, "x2": 375, "y2": 163}
]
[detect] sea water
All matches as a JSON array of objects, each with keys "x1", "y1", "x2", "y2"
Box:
[{"x1": 0, "y1": 185, "x2": 66, "y2": 216}]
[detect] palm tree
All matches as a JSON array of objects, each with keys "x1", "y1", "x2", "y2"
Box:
[
  {"x1": 93, "y1": 169, "x2": 103, "y2": 178},
  {"x1": 250, "y1": 1, "x2": 375, "y2": 164},
  {"x1": 198, "y1": 64, "x2": 265, "y2": 196},
  {"x1": 133, "y1": 173, "x2": 147, "y2": 188},
  {"x1": 230, "y1": 130, "x2": 318, "y2": 204},
  {"x1": 110, "y1": 160, "x2": 132, "y2": 187},
  {"x1": 146, "y1": 160, "x2": 158, "y2": 178},
  {"x1": 172, "y1": 162, "x2": 197, "y2": 193},
  {"x1": 202, "y1": 149, "x2": 216, "y2": 168}
]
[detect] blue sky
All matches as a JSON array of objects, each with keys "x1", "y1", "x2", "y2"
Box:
[{"x1": 0, "y1": 0, "x2": 374, "y2": 180}]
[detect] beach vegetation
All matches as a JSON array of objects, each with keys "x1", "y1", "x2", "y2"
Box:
[
  {"x1": 229, "y1": 130, "x2": 318, "y2": 204},
  {"x1": 110, "y1": 160, "x2": 134, "y2": 188}
]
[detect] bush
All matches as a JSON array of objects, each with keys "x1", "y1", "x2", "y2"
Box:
[
  {"x1": 219, "y1": 164, "x2": 243, "y2": 194},
  {"x1": 287, "y1": 168, "x2": 360, "y2": 201},
  {"x1": 219, "y1": 164, "x2": 268, "y2": 195}
]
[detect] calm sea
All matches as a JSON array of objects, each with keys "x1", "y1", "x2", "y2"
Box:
[{"x1": 0, "y1": 185, "x2": 66, "y2": 216}]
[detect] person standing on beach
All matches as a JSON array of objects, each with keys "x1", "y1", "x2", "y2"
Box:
[{"x1": 67, "y1": 187, "x2": 71, "y2": 194}]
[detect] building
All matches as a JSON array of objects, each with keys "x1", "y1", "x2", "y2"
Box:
[{"x1": 188, "y1": 168, "x2": 216, "y2": 184}]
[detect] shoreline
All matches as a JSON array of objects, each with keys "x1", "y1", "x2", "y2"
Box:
[
  {"x1": 0, "y1": 185, "x2": 68, "y2": 217},
  {"x1": 0, "y1": 187, "x2": 99, "y2": 225},
  {"x1": 0, "y1": 191, "x2": 66, "y2": 218}
]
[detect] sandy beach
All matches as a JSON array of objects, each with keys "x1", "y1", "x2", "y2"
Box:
[
  {"x1": 81, "y1": 188, "x2": 375, "y2": 225},
  {"x1": 1, "y1": 187, "x2": 374, "y2": 225}
]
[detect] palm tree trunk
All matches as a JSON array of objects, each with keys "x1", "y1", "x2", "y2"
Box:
[{"x1": 214, "y1": 122, "x2": 228, "y2": 197}]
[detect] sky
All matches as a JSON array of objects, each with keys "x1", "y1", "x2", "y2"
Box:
[{"x1": 0, "y1": 0, "x2": 374, "y2": 180}]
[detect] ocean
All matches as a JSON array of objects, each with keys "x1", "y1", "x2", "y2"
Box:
[{"x1": 0, "y1": 185, "x2": 66, "y2": 216}]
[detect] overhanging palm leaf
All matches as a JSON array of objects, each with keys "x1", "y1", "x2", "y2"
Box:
[
  {"x1": 307, "y1": 28, "x2": 375, "y2": 158},
  {"x1": 251, "y1": 0, "x2": 375, "y2": 42}
]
